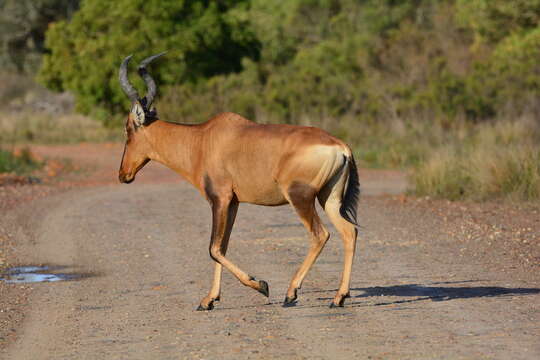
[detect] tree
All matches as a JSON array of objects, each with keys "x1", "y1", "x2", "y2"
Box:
[
  {"x1": 39, "y1": 0, "x2": 259, "y2": 125},
  {"x1": 456, "y1": 0, "x2": 540, "y2": 44}
]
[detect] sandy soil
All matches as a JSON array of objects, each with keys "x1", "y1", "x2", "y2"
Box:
[{"x1": 0, "y1": 144, "x2": 538, "y2": 359}]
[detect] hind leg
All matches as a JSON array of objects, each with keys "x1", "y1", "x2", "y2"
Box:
[
  {"x1": 283, "y1": 182, "x2": 330, "y2": 306},
  {"x1": 319, "y1": 195, "x2": 358, "y2": 307}
]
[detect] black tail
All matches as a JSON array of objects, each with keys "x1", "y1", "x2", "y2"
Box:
[{"x1": 339, "y1": 155, "x2": 360, "y2": 226}]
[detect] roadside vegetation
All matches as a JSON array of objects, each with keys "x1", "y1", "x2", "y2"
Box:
[
  {"x1": 0, "y1": 147, "x2": 42, "y2": 175},
  {"x1": 0, "y1": 69, "x2": 119, "y2": 145},
  {"x1": 413, "y1": 120, "x2": 540, "y2": 201},
  {"x1": 0, "y1": 0, "x2": 116, "y2": 173},
  {"x1": 0, "y1": 108, "x2": 120, "y2": 145},
  {"x1": 1, "y1": 0, "x2": 539, "y2": 201}
]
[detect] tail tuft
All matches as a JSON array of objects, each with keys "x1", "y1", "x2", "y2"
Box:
[{"x1": 339, "y1": 155, "x2": 360, "y2": 226}]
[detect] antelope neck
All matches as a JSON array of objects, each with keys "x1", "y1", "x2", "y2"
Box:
[{"x1": 144, "y1": 120, "x2": 203, "y2": 185}]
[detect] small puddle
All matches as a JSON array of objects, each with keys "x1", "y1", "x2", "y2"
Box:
[{"x1": 0, "y1": 266, "x2": 80, "y2": 284}]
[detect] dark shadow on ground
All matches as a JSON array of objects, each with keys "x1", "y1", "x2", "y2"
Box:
[
  {"x1": 340, "y1": 281, "x2": 540, "y2": 307},
  {"x1": 354, "y1": 283, "x2": 538, "y2": 299},
  {"x1": 201, "y1": 280, "x2": 540, "y2": 311}
]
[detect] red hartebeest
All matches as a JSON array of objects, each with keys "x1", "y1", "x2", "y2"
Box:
[{"x1": 118, "y1": 53, "x2": 359, "y2": 310}]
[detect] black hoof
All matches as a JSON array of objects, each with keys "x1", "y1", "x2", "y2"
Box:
[
  {"x1": 282, "y1": 298, "x2": 297, "y2": 307},
  {"x1": 257, "y1": 280, "x2": 269, "y2": 297},
  {"x1": 196, "y1": 301, "x2": 214, "y2": 311},
  {"x1": 329, "y1": 296, "x2": 346, "y2": 308},
  {"x1": 214, "y1": 295, "x2": 220, "y2": 302},
  {"x1": 282, "y1": 288, "x2": 298, "y2": 307}
]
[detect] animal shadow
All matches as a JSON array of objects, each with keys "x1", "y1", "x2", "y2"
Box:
[{"x1": 341, "y1": 280, "x2": 540, "y2": 307}]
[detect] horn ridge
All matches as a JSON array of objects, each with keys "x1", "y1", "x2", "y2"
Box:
[
  {"x1": 138, "y1": 52, "x2": 167, "y2": 108},
  {"x1": 118, "y1": 55, "x2": 139, "y2": 102}
]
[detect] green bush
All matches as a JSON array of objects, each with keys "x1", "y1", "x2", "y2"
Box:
[
  {"x1": 456, "y1": 0, "x2": 540, "y2": 44},
  {"x1": 38, "y1": 0, "x2": 540, "y2": 130},
  {"x1": 35, "y1": 0, "x2": 540, "y2": 183},
  {"x1": 0, "y1": 148, "x2": 42, "y2": 174},
  {"x1": 487, "y1": 28, "x2": 540, "y2": 112},
  {"x1": 38, "y1": 0, "x2": 259, "y2": 126}
]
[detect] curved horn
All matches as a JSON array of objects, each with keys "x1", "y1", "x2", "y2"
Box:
[
  {"x1": 119, "y1": 55, "x2": 139, "y2": 102},
  {"x1": 138, "y1": 52, "x2": 167, "y2": 108}
]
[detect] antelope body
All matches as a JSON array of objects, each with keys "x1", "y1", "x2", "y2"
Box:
[{"x1": 118, "y1": 54, "x2": 359, "y2": 310}]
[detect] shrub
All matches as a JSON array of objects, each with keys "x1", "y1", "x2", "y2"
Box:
[
  {"x1": 412, "y1": 120, "x2": 540, "y2": 201},
  {"x1": 456, "y1": 0, "x2": 540, "y2": 44},
  {"x1": 0, "y1": 148, "x2": 42, "y2": 174},
  {"x1": 38, "y1": 0, "x2": 259, "y2": 126},
  {"x1": 413, "y1": 147, "x2": 471, "y2": 200}
]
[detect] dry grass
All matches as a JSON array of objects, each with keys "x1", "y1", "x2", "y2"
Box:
[
  {"x1": 340, "y1": 116, "x2": 469, "y2": 169},
  {"x1": 413, "y1": 120, "x2": 540, "y2": 201},
  {"x1": 0, "y1": 72, "x2": 120, "y2": 145},
  {"x1": 0, "y1": 112, "x2": 120, "y2": 145}
]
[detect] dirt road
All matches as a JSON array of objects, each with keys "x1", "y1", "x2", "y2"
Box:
[{"x1": 1, "y1": 145, "x2": 539, "y2": 359}]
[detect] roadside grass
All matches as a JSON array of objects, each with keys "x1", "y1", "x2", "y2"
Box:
[
  {"x1": 1, "y1": 71, "x2": 538, "y2": 202},
  {"x1": 0, "y1": 112, "x2": 121, "y2": 144},
  {"x1": 0, "y1": 147, "x2": 42, "y2": 175},
  {"x1": 412, "y1": 120, "x2": 540, "y2": 201},
  {"x1": 0, "y1": 72, "x2": 120, "y2": 145},
  {"x1": 346, "y1": 119, "x2": 467, "y2": 169}
]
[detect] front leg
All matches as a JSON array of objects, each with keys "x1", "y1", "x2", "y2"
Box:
[
  {"x1": 197, "y1": 191, "x2": 268, "y2": 311},
  {"x1": 198, "y1": 263, "x2": 223, "y2": 311},
  {"x1": 197, "y1": 199, "x2": 237, "y2": 311}
]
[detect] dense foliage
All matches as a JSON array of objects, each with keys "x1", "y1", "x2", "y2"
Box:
[
  {"x1": 39, "y1": 0, "x2": 259, "y2": 123},
  {"x1": 38, "y1": 0, "x2": 540, "y2": 130},
  {"x1": 1, "y1": 0, "x2": 537, "y2": 200}
]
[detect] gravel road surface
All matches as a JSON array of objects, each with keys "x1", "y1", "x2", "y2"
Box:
[{"x1": 0, "y1": 145, "x2": 538, "y2": 359}]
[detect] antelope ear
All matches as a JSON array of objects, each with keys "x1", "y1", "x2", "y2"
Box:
[{"x1": 130, "y1": 102, "x2": 145, "y2": 127}]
